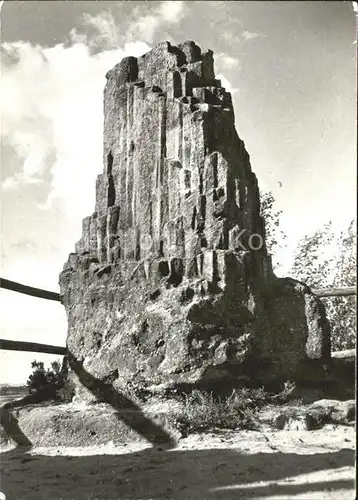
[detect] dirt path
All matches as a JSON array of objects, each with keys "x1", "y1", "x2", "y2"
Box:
[{"x1": 1, "y1": 425, "x2": 355, "y2": 499}]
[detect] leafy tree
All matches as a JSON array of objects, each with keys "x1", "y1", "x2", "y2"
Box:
[
  {"x1": 290, "y1": 222, "x2": 336, "y2": 288},
  {"x1": 259, "y1": 190, "x2": 355, "y2": 350},
  {"x1": 290, "y1": 219, "x2": 356, "y2": 350},
  {"x1": 259, "y1": 191, "x2": 287, "y2": 272},
  {"x1": 326, "y1": 220, "x2": 356, "y2": 350}
]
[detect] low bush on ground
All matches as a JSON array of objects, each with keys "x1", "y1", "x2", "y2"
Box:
[
  {"x1": 56, "y1": 379, "x2": 76, "y2": 403},
  {"x1": 169, "y1": 382, "x2": 296, "y2": 435}
]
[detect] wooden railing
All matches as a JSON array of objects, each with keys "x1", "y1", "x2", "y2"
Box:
[
  {"x1": 0, "y1": 276, "x2": 356, "y2": 355},
  {"x1": 0, "y1": 277, "x2": 64, "y2": 354},
  {"x1": 312, "y1": 286, "x2": 356, "y2": 298},
  {"x1": 0, "y1": 278, "x2": 61, "y2": 302},
  {"x1": 0, "y1": 339, "x2": 66, "y2": 355}
]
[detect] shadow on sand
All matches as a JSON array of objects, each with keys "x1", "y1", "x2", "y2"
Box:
[
  {"x1": 67, "y1": 352, "x2": 176, "y2": 448},
  {"x1": 0, "y1": 446, "x2": 354, "y2": 499},
  {"x1": 0, "y1": 352, "x2": 175, "y2": 450}
]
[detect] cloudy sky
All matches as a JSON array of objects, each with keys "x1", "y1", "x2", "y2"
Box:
[{"x1": 0, "y1": 1, "x2": 356, "y2": 384}]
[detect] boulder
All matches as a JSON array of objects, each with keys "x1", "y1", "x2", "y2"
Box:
[
  {"x1": 257, "y1": 399, "x2": 355, "y2": 431},
  {"x1": 59, "y1": 41, "x2": 331, "y2": 399}
]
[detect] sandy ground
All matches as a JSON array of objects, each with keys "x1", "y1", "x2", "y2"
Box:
[{"x1": 0, "y1": 424, "x2": 355, "y2": 500}]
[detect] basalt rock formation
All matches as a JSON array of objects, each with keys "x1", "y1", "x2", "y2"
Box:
[{"x1": 60, "y1": 41, "x2": 331, "y2": 398}]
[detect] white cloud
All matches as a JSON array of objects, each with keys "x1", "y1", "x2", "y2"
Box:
[
  {"x1": 221, "y1": 55, "x2": 240, "y2": 69},
  {"x1": 2, "y1": 172, "x2": 42, "y2": 190},
  {"x1": 221, "y1": 29, "x2": 264, "y2": 44},
  {"x1": 158, "y1": 1, "x2": 187, "y2": 23},
  {"x1": 241, "y1": 30, "x2": 263, "y2": 42},
  {"x1": 2, "y1": 176, "x2": 17, "y2": 190},
  {"x1": 216, "y1": 74, "x2": 239, "y2": 95},
  {"x1": 0, "y1": 3, "x2": 190, "y2": 213},
  {"x1": 127, "y1": 1, "x2": 187, "y2": 43},
  {"x1": 0, "y1": 37, "x2": 150, "y2": 217},
  {"x1": 69, "y1": 10, "x2": 121, "y2": 50},
  {"x1": 215, "y1": 52, "x2": 240, "y2": 71},
  {"x1": 127, "y1": 13, "x2": 159, "y2": 44}
]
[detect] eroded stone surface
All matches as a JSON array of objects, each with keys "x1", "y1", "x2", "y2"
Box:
[{"x1": 59, "y1": 41, "x2": 331, "y2": 397}]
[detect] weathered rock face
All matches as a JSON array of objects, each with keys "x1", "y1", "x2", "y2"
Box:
[{"x1": 60, "y1": 41, "x2": 331, "y2": 397}]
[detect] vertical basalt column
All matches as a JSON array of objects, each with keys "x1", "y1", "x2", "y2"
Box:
[
  {"x1": 182, "y1": 109, "x2": 192, "y2": 172},
  {"x1": 216, "y1": 154, "x2": 228, "y2": 190},
  {"x1": 161, "y1": 155, "x2": 169, "y2": 238},
  {"x1": 168, "y1": 160, "x2": 182, "y2": 222},
  {"x1": 81, "y1": 217, "x2": 91, "y2": 255},
  {"x1": 153, "y1": 94, "x2": 167, "y2": 252},
  {"x1": 129, "y1": 86, "x2": 144, "y2": 230},
  {"x1": 135, "y1": 226, "x2": 141, "y2": 260},
  {"x1": 160, "y1": 222, "x2": 170, "y2": 258},
  {"x1": 183, "y1": 169, "x2": 191, "y2": 199},
  {"x1": 191, "y1": 112, "x2": 207, "y2": 195},
  {"x1": 183, "y1": 195, "x2": 198, "y2": 260},
  {"x1": 95, "y1": 174, "x2": 106, "y2": 212},
  {"x1": 175, "y1": 216, "x2": 186, "y2": 260},
  {"x1": 130, "y1": 93, "x2": 137, "y2": 235},
  {"x1": 242, "y1": 181, "x2": 253, "y2": 233},
  {"x1": 166, "y1": 99, "x2": 180, "y2": 160},
  {"x1": 201, "y1": 250, "x2": 215, "y2": 283},
  {"x1": 205, "y1": 153, "x2": 218, "y2": 192},
  {"x1": 107, "y1": 176, "x2": 115, "y2": 208},
  {"x1": 172, "y1": 71, "x2": 182, "y2": 98},
  {"x1": 178, "y1": 101, "x2": 184, "y2": 165},
  {"x1": 106, "y1": 151, "x2": 115, "y2": 209},
  {"x1": 189, "y1": 118, "x2": 200, "y2": 193},
  {"x1": 126, "y1": 85, "x2": 135, "y2": 230},
  {"x1": 203, "y1": 154, "x2": 217, "y2": 248},
  {"x1": 159, "y1": 96, "x2": 167, "y2": 186},
  {"x1": 106, "y1": 206, "x2": 120, "y2": 262},
  {"x1": 89, "y1": 215, "x2": 98, "y2": 259},
  {"x1": 235, "y1": 178, "x2": 245, "y2": 210},
  {"x1": 96, "y1": 214, "x2": 107, "y2": 263}
]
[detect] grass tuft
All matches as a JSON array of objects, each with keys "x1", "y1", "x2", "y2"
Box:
[{"x1": 168, "y1": 382, "x2": 297, "y2": 435}]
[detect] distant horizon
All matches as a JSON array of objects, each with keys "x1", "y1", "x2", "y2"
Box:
[{"x1": 0, "y1": 382, "x2": 27, "y2": 387}]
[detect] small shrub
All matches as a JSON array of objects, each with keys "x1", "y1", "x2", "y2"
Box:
[
  {"x1": 26, "y1": 359, "x2": 74, "y2": 401},
  {"x1": 27, "y1": 360, "x2": 62, "y2": 394},
  {"x1": 170, "y1": 388, "x2": 260, "y2": 435},
  {"x1": 56, "y1": 379, "x2": 76, "y2": 403},
  {"x1": 168, "y1": 383, "x2": 297, "y2": 435},
  {"x1": 26, "y1": 359, "x2": 76, "y2": 403}
]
